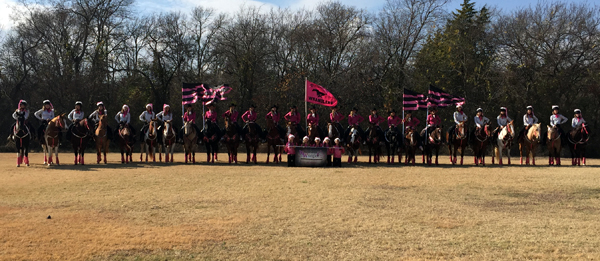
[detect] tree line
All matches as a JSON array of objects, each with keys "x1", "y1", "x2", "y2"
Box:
[{"x1": 1, "y1": 0, "x2": 599, "y2": 155}]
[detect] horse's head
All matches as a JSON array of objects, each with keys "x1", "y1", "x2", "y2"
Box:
[
  {"x1": 15, "y1": 114, "x2": 25, "y2": 132},
  {"x1": 148, "y1": 118, "x2": 158, "y2": 136},
  {"x1": 456, "y1": 123, "x2": 465, "y2": 139},
  {"x1": 529, "y1": 123, "x2": 541, "y2": 142},
  {"x1": 184, "y1": 121, "x2": 193, "y2": 135},
  {"x1": 51, "y1": 114, "x2": 67, "y2": 130},
  {"x1": 507, "y1": 120, "x2": 515, "y2": 137}
]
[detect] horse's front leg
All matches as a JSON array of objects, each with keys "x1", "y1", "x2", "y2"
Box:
[
  {"x1": 266, "y1": 144, "x2": 270, "y2": 164},
  {"x1": 506, "y1": 147, "x2": 511, "y2": 165},
  {"x1": 97, "y1": 142, "x2": 102, "y2": 164}
]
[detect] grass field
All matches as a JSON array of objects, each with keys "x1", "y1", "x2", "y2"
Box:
[{"x1": 1, "y1": 152, "x2": 600, "y2": 260}]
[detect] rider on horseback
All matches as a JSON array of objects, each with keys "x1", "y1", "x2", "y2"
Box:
[
  {"x1": 180, "y1": 104, "x2": 202, "y2": 144},
  {"x1": 548, "y1": 105, "x2": 568, "y2": 144},
  {"x1": 156, "y1": 104, "x2": 174, "y2": 144},
  {"x1": 66, "y1": 101, "x2": 86, "y2": 140},
  {"x1": 115, "y1": 104, "x2": 135, "y2": 142},
  {"x1": 518, "y1": 105, "x2": 538, "y2": 140},
  {"x1": 34, "y1": 100, "x2": 54, "y2": 142},
  {"x1": 307, "y1": 106, "x2": 323, "y2": 138},
  {"x1": 344, "y1": 107, "x2": 365, "y2": 142},
  {"x1": 89, "y1": 101, "x2": 113, "y2": 141},
  {"x1": 242, "y1": 104, "x2": 263, "y2": 141},
  {"x1": 285, "y1": 105, "x2": 305, "y2": 138},
  {"x1": 448, "y1": 104, "x2": 468, "y2": 144},
  {"x1": 222, "y1": 103, "x2": 242, "y2": 141},
  {"x1": 572, "y1": 109, "x2": 586, "y2": 128},
  {"x1": 473, "y1": 108, "x2": 490, "y2": 141},
  {"x1": 266, "y1": 105, "x2": 285, "y2": 142},
  {"x1": 329, "y1": 105, "x2": 345, "y2": 140},
  {"x1": 138, "y1": 104, "x2": 156, "y2": 141},
  {"x1": 491, "y1": 107, "x2": 511, "y2": 142},
  {"x1": 365, "y1": 108, "x2": 385, "y2": 145},
  {"x1": 9, "y1": 100, "x2": 35, "y2": 140},
  {"x1": 402, "y1": 111, "x2": 421, "y2": 150},
  {"x1": 387, "y1": 109, "x2": 401, "y2": 133},
  {"x1": 421, "y1": 106, "x2": 441, "y2": 144}
]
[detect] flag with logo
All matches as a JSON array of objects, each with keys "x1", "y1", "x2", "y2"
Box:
[{"x1": 305, "y1": 80, "x2": 338, "y2": 107}]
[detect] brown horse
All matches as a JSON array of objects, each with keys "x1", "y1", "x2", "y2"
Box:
[
  {"x1": 183, "y1": 121, "x2": 198, "y2": 163},
  {"x1": 160, "y1": 120, "x2": 177, "y2": 163},
  {"x1": 70, "y1": 118, "x2": 92, "y2": 165},
  {"x1": 42, "y1": 114, "x2": 66, "y2": 166},
  {"x1": 546, "y1": 125, "x2": 563, "y2": 166},
  {"x1": 366, "y1": 123, "x2": 382, "y2": 163},
  {"x1": 140, "y1": 118, "x2": 158, "y2": 162},
  {"x1": 472, "y1": 123, "x2": 491, "y2": 166},
  {"x1": 307, "y1": 123, "x2": 319, "y2": 145},
  {"x1": 222, "y1": 117, "x2": 240, "y2": 164},
  {"x1": 346, "y1": 125, "x2": 361, "y2": 163},
  {"x1": 265, "y1": 115, "x2": 282, "y2": 164},
  {"x1": 519, "y1": 123, "x2": 541, "y2": 165},
  {"x1": 447, "y1": 122, "x2": 467, "y2": 165},
  {"x1": 117, "y1": 122, "x2": 134, "y2": 163},
  {"x1": 568, "y1": 124, "x2": 589, "y2": 166},
  {"x1": 326, "y1": 121, "x2": 341, "y2": 143},
  {"x1": 403, "y1": 128, "x2": 417, "y2": 165},
  {"x1": 245, "y1": 122, "x2": 259, "y2": 164},
  {"x1": 422, "y1": 127, "x2": 443, "y2": 166},
  {"x1": 94, "y1": 114, "x2": 110, "y2": 164},
  {"x1": 286, "y1": 121, "x2": 299, "y2": 145}
]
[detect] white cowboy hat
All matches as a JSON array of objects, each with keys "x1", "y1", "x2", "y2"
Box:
[
  {"x1": 574, "y1": 109, "x2": 581, "y2": 113},
  {"x1": 552, "y1": 105, "x2": 559, "y2": 110}
]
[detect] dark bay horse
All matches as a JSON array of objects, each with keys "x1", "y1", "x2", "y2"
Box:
[
  {"x1": 12, "y1": 114, "x2": 31, "y2": 167},
  {"x1": 222, "y1": 117, "x2": 240, "y2": 164},
  {"x1": 245, "y1": 122, "x2": 260, "y2": 164},
  {"x1": 568, "y1": 124, "x2": 589, "y2": 166},
  {"x1": 366, "y1": 123, "x2": 382, "y2": 163},
  {"x1": 140, "y1": 118, "x2": 158, "y2": 162},
  {"x1": 265, "y1": 115, "x2": 282, "y2": 164},
  {"x1": 423, "y1": 126, "x2": 443, "y2": 166},
  {"x1": 385, "y1": 127, "x2": 401, "y2": 164},
  {"x1": 183, "y1": 121, "x2": 198, "y2": 164},
  {"x1": 472, "y1": 123, "x2": 491, "y2": 166},
  {"x1": 346, "y1": 126, "x2": 361, "y2": 163},
  {"x1": 70, "y1": 119, "x2": 92, "y2": 165},
  {"x1": 117, "y1": 122, "x2": 134, "y2": 164},
  {"x1": 447, "y1": 122, "x2": 467, "y2": 165},
  {"x1": 42, "y1": 114, "x2": 66, "y2": 165},
  {"x1": 94, "y1": 114, "x2": 110, "y2": 164},
  {"x1": 519, "y1": 123, "x2": 541, "y2": 165},
  {"x1": 203, "y1": 120, "x2": 220, "y2": 163},
  {"x1": 403, "y1": 128, "x2": 417, "y2": 165}
]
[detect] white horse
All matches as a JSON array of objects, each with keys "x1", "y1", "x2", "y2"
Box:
[{"x1": 493, "y1": 121, "x2": 515, "y2": 165}]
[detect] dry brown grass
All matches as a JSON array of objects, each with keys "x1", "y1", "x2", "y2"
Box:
[{"x1": 1, "y1": 152, "x2": 600, "y2": 260}]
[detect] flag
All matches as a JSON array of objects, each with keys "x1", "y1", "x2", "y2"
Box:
[
  {"x1": 305, "y1": 80, "x2": 338, "y2": 107},
  {"x1": 198, "y1": 84, "x2": 233, "y2": 105},
  {"x1": 182, "y1": 83, "x2": 201, "y2": 105},
  {"x1": 427, "y1": 85, "x2": 465, "y2": 107},
  {"x1": 403, "y1": 89, "x2": 427, "y2": 111}
]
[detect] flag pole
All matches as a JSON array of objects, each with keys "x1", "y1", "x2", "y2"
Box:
[
  {"x1": 305, "y1": 77, "x2": 308, "y2": 130},
  {"x1": 202, "y1": 104, "x2": 206, "y2": 129},
  {"x1": 402, "y1": 87, "x2": 405, "y2": 133}
]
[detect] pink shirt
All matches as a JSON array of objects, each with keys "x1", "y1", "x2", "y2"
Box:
[
  {"x1": 183, "y1": 111, "x2": 196, "y2": 123},
  {"x1": 427, "y1": 114, "x2": 441, "y2": 126},
  {"x1": 369, "y1": 115, "x2": 385, "y2": 126},
  {"x1": 242, "y1": 110, "x2": 257, "y2": 122},
  {"x1": 284, "y1": 111, "x2": 301, "y2": 124},
  {"x1": 205, "y1": 110, "x2": 217, "y2": 122},
  {"x1": 284, "y1": 142, "x2": 296, "y2": 155},
  {"x1": 347, "y1": 114, "x2": 364, "y2": 126},
  {"x1": 222, "y1": 110, "x2": 239, "y2": 122},
  {"x1": 404, "y1": 117, "x2": 420, "y2": 129},
  {"x1": 332, "y1": 145, "x2": 345, "y2": 158},
  {"x1": 387, "y1": 116, "x2": 401, "y2": 127},
  {"x1": 266, "y1": 111, "x2": 280, "y2": 122},
  {"x1": 307, "y1": 113, "x2": 319, "y2": 126},
  {"x1": 330, "y1": 112, "x2": 345, "y2": 123},
  {"x1": 323, "y1": 143, "x2": 332, "y2": 155}
]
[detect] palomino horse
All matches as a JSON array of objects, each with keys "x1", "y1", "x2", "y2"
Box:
[
  {"x1": 385, "y1": 127, "x2": 401, "y2": 164},
  {"x1": 140, "y1": 118, "x2": 158, "y2": 162},
  {"x1": 265, "y1": 115, "x2": 282, "y2": 164},
  {"x1": 519, "y1": 123, "x2": 541, "y2": 165},
  {"x1": 403, "y1": 128, "x2": 417, "y2": 165},
  {"x1": 447, "y1": 122, "x2": 468, "y2": 165},
  {"x1": 568, "y1": 124, "x2": 589, "y2": 166},
  {"x1": 423, "y1": 127, "x2": 443, "y2": 166},
  {"x1": 94, "y1": 114, "x2": 110, "y2": 164},
  {"x1": 472, "y1": 123, "x2": 491, "y2": 166},
  {"x1": 203, "y1": 121, "x2": 220, "y2": 163},
  {"x1": 493, "y1": 121, "x2": 515, "y2": 165},
  {"x1": 286, "y1": 122, "x2": 299, "y2": 144},
  {"x1": 366, "y1": 123, "x2": 382, "y2": 163},
  {"x1": 70, "y1": 119, "x2": 92, "y2": 165},
  {"x1": 159, "y1": 120, "x2": 177, "y2": 163},
  {"x1": 12, "y1": 114, "x2": 31, "y2": 167},
  {"x1": 183, "y1": 121, "x2": 198, "y2": 163},
  {"x1": 244, "y1": 122, "x2": 260, "y2": 164},
  {"x1": 346, "y1": 126, "x2": 361, "y2": 163},
  {"x1": 546, "y1": 125, "x2": 563, "y2": 166},
  {"x1": 42, "y1": 114, "x2": 66, "y2": 166},
  {"x1": 117, "y1": 122, "x2": 134, "y2": 163},
  {"x1": 222, "y1": 117, "x2": 240, "y2": 164}
]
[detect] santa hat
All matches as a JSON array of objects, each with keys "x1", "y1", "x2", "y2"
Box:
[{"x1": 146, "y1": 103, "x2": 153, "y2": 110}]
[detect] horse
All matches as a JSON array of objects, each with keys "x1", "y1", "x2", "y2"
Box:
[
  {"x1": 327, "y1": 121, "x2": 341, "y2": 143},
  {"x1": 472, "y1": 123, "x2": 491, "y2": 166},
  {"x1": 384, "y1": 127, "x2": 401, "y2": 164},
  {"x1": 366, "y1": 123, "x2": 382, "y2": 163},
  {"x1": 286, "y1": 121, "x2": 299, "y2": 144},
  {"x1": 159, "y1": 120, "x2": 177, "y2": 163},
  {"x1": 265, "y1": 115, "x2": 282, "y2": 164},
  {"x1": 519, "y1": 123, "x2": 541, "y2": 165},
  {"x1": 492, "y1": 121, "x2": 515, "y2": 165},
  {"x1": 403, "y1": 128, "x2": 417, "y2": 166},
  {"x1": 244, "y1": 122, "x2": 260, "y2": 164},
  {"x1": 12, "y1": 114, "x2": 31, "y2": 167},
  {"x1": 117, "y1": 122, "x2": 134, "y2": 163},
  {"x1": 203, "y1": 120, "x2": 220, "y2": 163},
  {"x1": 70, "y1": 118, "x2": 92, "y2": 165},
  {"x1": 422, "y1": 127, "x2": 443, "y2": 166},
  {"x1": 307, "y1": 123, "x2": 320, "y2": 145},
  {"x1": 546, "y1": 125, "x2": 563, "y2": 166},
  {"x1": 568, "y1": 124, "x2": 590, "y2": 166},
  {"x1": 140, "y1": 118, "x2": 158, "y2": 162},
  {"x1": 94, "y1": 114, "x2": 110, "y2": 164},
  {"x1": 182, "y1": 121, "x2": 198, "y2": 163},
  {"x1": 222, "y1": 117, "x2": 240, "y2": 164},
  {"x1": 346, "y1": 126, "x2": 361, "y2": 163},
  {"x1": 42, "y1": 114, "x2": 66, "y2": 166},
  {"x1": 447, "y1": 122, "x2": 468, "y2": 165}
]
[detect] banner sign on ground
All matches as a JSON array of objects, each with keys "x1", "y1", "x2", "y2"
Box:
[{"x1": 295, "y1": 146, "x2": 327, "y2": 167}]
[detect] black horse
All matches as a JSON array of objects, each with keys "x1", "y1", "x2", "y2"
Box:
[
  {"x1": 568, "y1": 124, "x2": 590, "y2": 166},
  {"x1": 384, "y1": 127, "x2": 401, "y2": 164},
  {"x1": 12, "y1": 115, "x2": 31, "y2": 166},
  {"x1": 202, "y1": 120, "x2": 221, "y2": 163}
]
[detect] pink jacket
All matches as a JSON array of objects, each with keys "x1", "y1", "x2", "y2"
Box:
[
  {"x1": 387, "y1": 116, "x2": 401, "y2": 127},
  {"x1": 332, "y1": 146, "x2": 345, "y2": 158},
  {"x1": 183, "y1": 111, "x2": 196, "y2": 123},
  {"x1": 242, "y1": 110, "x2": 257, "y2": 122},
  {"x1": 330, "y1": 112, "x2": 345, "y2": 123},
  {"x1": 284, "y1": 142, "x2": 296, "y2": 155},
  {"x1": 266, "y1": 111, "x2": 280, "y2": 122},
  {"x1": 205, "y1": 110, "x2": 217, "y2": 122},
  {"x1": 307, "y1": 113, "x2": 319, "y2": 126},
  {"x1": 427, "y1": 114, "x2": 441, "y2": 127},
  {"x1": 369, "y1": 115, "x2": 385, "y2": 126},
  {"x1": 222, "y1": 110, "x2": 239, "y2": 122},
  {"x1": 404, "y1": 117, "x2": 420, "y2": 129},
  {"x1": 347, "y1": 114, "x2": 364, "y2": 126},
  {"x1": 284, "y1": 111, "x2": 301, "y2": 124}
]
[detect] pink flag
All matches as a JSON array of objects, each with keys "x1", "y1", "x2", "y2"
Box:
[{"x1": 305, "y1": 80, "x2": 337, "y2": 107}]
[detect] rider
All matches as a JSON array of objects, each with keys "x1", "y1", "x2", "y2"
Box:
[
  {"x1": 421, "y1": 106, "x2": 441, "y2": 145},
  {"x1": 115, "y1": 104, "x2": 135, "y2": 142},
  {"x1": 402, "y1": 111, "x2": 421, "y2": 149},
  {"x1": 518, "y1": 105, "x2": 538, "y2": 140},
  {"x1": 34, "y1": 100, "x2": 55, "y2": 141},
  {"x1": 284, "y1": 105, "x2": 305, "y2": 138},
  {"x1": 329, "y1": 105, "x2": 345, "y2": 139},
  {"x1": 387, "y1": 109, "x2": 401, "y2": 133},
  {"x1": 366, "y1": 108, "x2": 385, "y2": 143},
  {"x1": 180, "y1": 104, "x2": 202, "y2": 144},
  {"x1": 10, "y1": 100, "x2": 35, "y2": 140},
  {"x1": 473, "y1": 108, "x2": 490, "y2": 142},
  {"x1": 156, "y1": 104, "x2": 174, "y2": 144},
  {"x1": 222, "y1": 103, "x2": 242, "y2": 140},
  {"x1": 66, "y1": 101, "x2": 86, "y2": 140},
  {"x1": 492, "y1": 107, "x2": 511, "y2": 142},
  {"x1": 138, "y1": 103, "x2": 156, "y2": 141},
  {"x1": 265, "y1": 105, "x2": 285, "y2": 141},
  {"x1": 572, "y1": 109, "x2": 586, "y2": 128},
  {"x1": 549, "y1": 105, "x2": 568, "y2": 143},
  {"x1": 344, "y1": 107, "x2": 365, "y2": 142},
  {"x1": 306, "y1": 106, "x2": 323, "y2": 138},
  {"x1": 88, "y1": 101, "x2": 113, "y2": 141},
  {"x1": 448, "y1": 104, "x2": 468, "y2": 143},
  {"x1": 242, "y1": 104, "x2": 263, "y2": 140}
]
